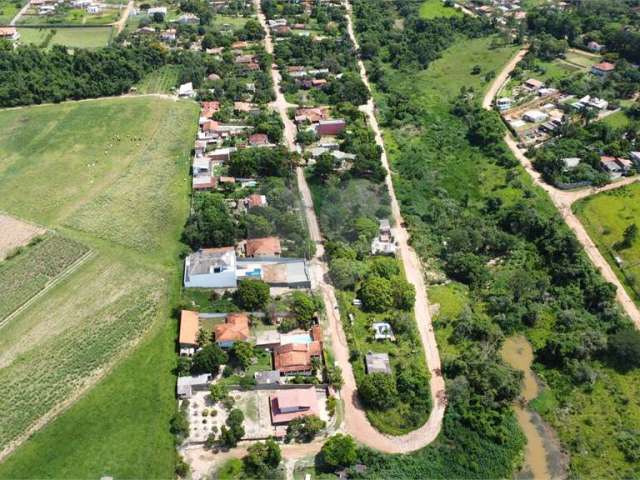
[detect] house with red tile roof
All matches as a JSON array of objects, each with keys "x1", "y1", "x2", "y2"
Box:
[
  {"x1": 591, "y1": 61, "x2": 615, "y2": 78},
  {"x1": 214, "y1": 312, "x2": 251, "y2": 348},
  {"x1": 270, "y1": 387, "x2": 319, "y2": 424},
  {"x1": 274, "y1": 340, "x2": 322, "y2": 375},
  {"x1": 248, "y1": 133, "x2": 270, "y2": 147},
  {"x1": 179, "y1": 310, "x2": 200, "y2": 356},
  {"x1": 246, "y1": 237, "x2": 281, "y2": 257}
]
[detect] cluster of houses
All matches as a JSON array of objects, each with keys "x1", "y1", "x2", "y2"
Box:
[
  {"x1": 28, "y1": 0, "x2": 111, "y2": 16},
  {"x1": 499, "y1": 70, "x2": 616, "y2": 147}
]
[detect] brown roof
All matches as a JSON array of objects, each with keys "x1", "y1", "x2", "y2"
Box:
[
  {"x1": 234, "y1": 101, "x2": 258, "y2": 113},
  {"x1": 270, "y1": 388, "x2": 319, "y2": 424},
  {"x1": 246, "y1": 236, "x2": 281, "y2": 257},
  {"x1": 246, "y1": 193, "x2": 266, "y2": 208},
  {"x1": 201, "y1": 101, "x2": 220, "y2": 118},
  {"x1": 274, "y1": 342, "x2": 321, "y2": 373},
  {"x1": 593, "y1": 61, "x2": 615, "y2": 72},
  {"x1": 215, "y1": 313, "x2": 250, "y2": 343},
  {"x1": 179, "y1": 310, "x2": 199, "y2": 346},
  {"x1": 249, "y1": 133, "x2": 269, "y2": 145},
  {"x1": 0, "y1": 27, "x2": 16, "y2": 37}
]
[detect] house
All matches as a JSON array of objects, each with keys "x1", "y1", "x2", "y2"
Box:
[
  {"x1": 192, "y1": 156, "x2": 211, "y2": 175},
  {"x1": 562, "y1": 157, "x2": 581, "y2": 170},
  {"x1": 496, "y1": 97, "x2": 512, "y2": 111},
  {"x1": 311, "y1": 78, "x2": 327, "y2": 88},
  {"x1": 160, "y1": 28, "x2": 176, "y2": 41},
  {"x1": 177, "y1": 13, "x2": 199, "y2": 24},
  {"x1": 245, "y1": 193, "x2": 267, "y2": 208},
  {"x1": 274, "y1": 341, "x2": 322, "y2": 375},
  {"x1": 248, "y1": 133, "x2": 270, "y2": 147},
  {"x1": 201, "y1": 101, "x2": 220, "y2": 119},
  {"x1": 147, "y1": 6, "x2": 167, "y2": 16},
  {"x1": 255, "y1": 330, "x2": 283, "y2": 350},
  {"x1": 178, "y1": 82, "x2": 195, "y2": 97},
  {"x1": 231, "y1": 40, "x2": 249, "y2": 49},
  {"x1": 0, "y1": 27, "x2": 19, "y2": 41},
  {"x1": 235, "y1": 54, "x2": 256, "y2": 65},
  {"x1": 523, "y1": 110, "x2": 548, "y2": 123},
  {"x1": 295, "y1": 107, "x2": 327, "y2": 124},
  {"x1": 270, "y1": 387, "x2": 319, "y2": 424},
  {"x1": 179, "y1": 310, "x2": 200, "y2": 356},
  {"x1": 587, "y1": 41, "x2": 603, "y2": 52},
  {"x1": 72, "y1": 0, "x2": 91, "y2": 7},
  {"x1": 601, "y1": 156, "x2": 632, "y2": 179},
  {"x1": 246, "y1": 237, "x2": 282, "y2": 257},
  {"x1": 268, "y1": 18, "x2": 287, "y2": 28},
  {"x1": 177, "y1": 373, "x2": 212, "y2": 398},
  {"x1": 315, "y1": 119, "x2": 346, "y2": 136},
  {"x1": 209, "y1": 147, "x2": 236, "y2": 162},
  {"x1": 591, "y1": 61, "x2": 615, "y2": 78},
  {"x1": 136, "y1": 26, "x2": 156, "y2": 34},
  {"x1": 184, "y1": 246, "x2": 237, "y2": 289},
  {"x1": 371, "y1": 218, "x2": 396, "y2": 255},
  {"x1": 365, "y1": 352, "x2": 392, "y2": 374},
  {"x1": 192, "y1": 175, "x2": 216, "y2": 191},
  {"x1": 631, "y1": 151, "x2": 640, "y2": 166},
  {"x1": 572, "y1": 95, "x2": 608, "y2": 111},
  {"x1": 372, "y1": 322, "x2": 395, "y2": 341},
  {"x1": 234, "y1": 101, "x2": 260, "y2": 115},
  {"x1": 38, "y1": 4, "x2": 56, "y2": 14},
  {"x1": 87, "y1": 4, "x2": 101, "y2": 14},
  {"x1": 255, "y1": 370, "x2": 281, "y2": 385},
  {"x1": 524, "y1": 78, "x2": 544, "y2": 90},
  {"x1": 214, "y1": 312, "x2": 250, "y2": 347}
]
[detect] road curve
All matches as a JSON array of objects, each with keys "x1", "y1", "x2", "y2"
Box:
[
  {"x1": 484, "y1": 49, "x2": 640, "y2": 329},
  {"x1": 256, "y1": 0, "x2": 446, "y2": 453}
]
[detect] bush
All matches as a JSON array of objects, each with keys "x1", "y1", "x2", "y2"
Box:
[
  {"x1": 192, "y1": 344, "x2": 228, "y2": 374},
  {"x1": 234, "y1": 279, "x2": 270, "y2": 311},
  {"x1": 358, "y1": 372, "x2": 398, "y2": 410},
  {"x1": 608, "y1": 328, "x2": 640, "y2": 371},
  {"x1": 358, "y1": 276, "x2": 393, "y2": 313},
  {"x1": 320, "y1": 434, "x2": 358, "y2": 472}
]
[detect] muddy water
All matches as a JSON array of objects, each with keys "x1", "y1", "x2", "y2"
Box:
[{"x1": 501, "y1": 335, "x2": 562, "y2": 480}]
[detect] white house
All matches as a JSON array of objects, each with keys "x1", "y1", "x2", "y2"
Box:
[
  {"x1": 178, "y1": 82, "x2": 195, "y2": 97},
  {"x1": 523, "y1": 110, "x2": 548, "y2": 123},
  {"x1": 148, "y1": 6, "x2": 167, "y2": 16},
  {"x1": 184, "y1": 247, "x2": 238, "y2": 288}
]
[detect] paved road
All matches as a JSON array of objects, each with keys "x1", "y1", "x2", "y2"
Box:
[
  {"x1": 485, "y1": 50, "x2": 640, "y2": 329},
  {"x1": 256, "y1": 0, "x2": 447, "y2": 453}
]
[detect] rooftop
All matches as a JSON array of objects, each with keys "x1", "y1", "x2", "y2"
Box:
[
  {"x1": 365, "y1": 352, "x2": 392, "y2": 374},
  {"x1": 179, "y1": 310, "x2": 199, "y2": 345}
]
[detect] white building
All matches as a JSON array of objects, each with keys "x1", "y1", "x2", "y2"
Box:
[{"x1": 178, "y1": 82, "x2": 195, "y2": 97}]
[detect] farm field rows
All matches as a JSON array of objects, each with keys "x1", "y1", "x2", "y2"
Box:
[
  {"x1": 17, "y1": 27, "x2": 113, "y2": 49},
  {"x1": 0, "y1": 96, "x2": 199, "y2": 475}
]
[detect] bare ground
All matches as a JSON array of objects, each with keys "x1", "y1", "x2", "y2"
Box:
[{"x1": 0, "y1": 213, "x2": 46, "y2": 261}]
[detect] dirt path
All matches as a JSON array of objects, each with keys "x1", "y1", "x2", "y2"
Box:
[
  {"x1": 112, "y1": 0, "x2": 133, "y2": 36},
  {"x1": 484, "y1": 51, "x2": 640, "y2": 330},
  {"x1": 10, "y1": 0, "x2": 31, "y2": 26},
  {"x1": 255, "y1": 0, "x2": 446, "y2": 453}
]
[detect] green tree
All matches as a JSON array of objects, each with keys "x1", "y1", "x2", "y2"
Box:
[
  {"x1": 191, "y1": 344, "x2": 228, "y2": 374},
  {"x1": 368, "y1": 256, "x2": 399, "y2": 279},
  {"x1": 320, "y1": 434, "x2": 358, "y2": 471},
  {"x1": 234, "y1": 279, "x2": 270, "y2": 311},
  {"x1": 243, "y1": 438, "x2": 281, "y2": 478},
  {"x1": 209, "y1": 383, "x2": 228, "y2": 403},
  {"x1": 359, "y1": 276, "x2": 393, "y2": 313},
  {"x1": 290, "y1": 291, "x2": 317, "y2": 329},
  {"x1": 219, "y1": 409, "x2": 245, "y2": 447},
  {"x1": 358, "y1": 372, "x2": 398, "y2": 410},
  {"x1": 608, "y1": 328, "x2": 640, "y2": 371},
  {"x1": 353, "y1": 216, "x2": 378, "y2": 241},
  {"x1": 391, "y1": 276, "x2": 415, "y2": 310},
  {"x1": 329, "y1": 257, "x2": 366, "y2": 290},
  {"x1": 312, "y1": 154, "x2": 335, "y2": 182},
  {"x1": 286, "y1": 414, "x2": 326, "y2": 442},
  {"x1": 182, "y1": 193, "x2": 236, "y2": 250},
  {"x1": 231, "y1": 341, "x2": 255, "y2": 369}
]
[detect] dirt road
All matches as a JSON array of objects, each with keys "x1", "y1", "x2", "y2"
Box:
[
  {"x1": 113, "y1": 0, "x2": 134, "y2": 35},
  {"x1": 10, "y1": 0, "x2": 32, "y2": 25},
  {"x1": 254, "y1": 0, "x2": 446, "y2": 453},
  {"x1": 485, "y1": 51, "x2": 640, "y2": 329}
]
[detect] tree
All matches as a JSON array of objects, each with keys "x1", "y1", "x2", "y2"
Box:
[
  {"x1": 234, "y1": 279, "x2": 270, "y2": 311},
  {"x1": 325, "y1": 365, "x2": 344, "y2": 390},
  {"x1": 220, "y1": 409, "x2": 245, "y2": 448},
  {"x1": 286, "y1": 415, "x2": 326, "y2": 442},
  {"x1": 231, "y1": 341, "x2": 254, "y2": 369},
  {"x1": 170, "y1": 401, "x2": 190, "y2": 443},
  {"x1": 391, "y1": 276, "x2": 415, "y2": 310},
  {"x1": 191, "y1": 344, "x2": 228, "y2": 374},
  {"x1": 312, "y1": 154, "x2": 335, "y2": 182},
  {"x1": 358, "y1": 276, "x2": 393, "y2": 313},
  {"x1": 290, "y1": 291, "x2": 317, "y2": 329},
  {"x1": 368, "y1": 256, "x2": 399, "y2": 279},
  {"x1": 358, "y1": 372, "x2": 398, "y2": 410},
  {"x1": 209, "y1": 382, "x2": 228, "y2": 402},
  {"x1": 177, "y1": 356, "x2": 192, "y2": 376},
  {"x1": 243, "y1": 438, "x2": 281, "y2": 478},
  {"x1": 329, "y1": 257, "x2": 366, "y2": 290},
  {"x1": 320, "y1": 434, "x2": 358, "y2": 471},
  {"x1": 608, "y1": 328, "x2": 640, "y2": 371},
  {"x1": 182, "y1": 193, "x2": 236, "y2": 249}
]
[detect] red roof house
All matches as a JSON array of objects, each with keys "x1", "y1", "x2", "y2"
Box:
[{"x1": 270, "y1": 388, "x2": 319, "y2": 424}]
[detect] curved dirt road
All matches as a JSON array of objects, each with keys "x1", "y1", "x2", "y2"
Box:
[
  {"x1": 485, "y1": 50, "x2": 640, "y2": 329},
  {"x1": 255, "y1": 0, "x2": 446, "y2": 453}
]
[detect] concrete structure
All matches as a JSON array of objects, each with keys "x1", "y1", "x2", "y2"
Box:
[
  {"x1": 177, "y1": 373, "x2": 211, "y2": 398},
  {"x1": 365, "y1": 352, "x2": 392, "y2": 375},
  {"x1": 372, "y1": 322, "x2": 395, "y2": 341},
  {"x1": 255, "y1": 370, "x2": 281, "y2": 385}
]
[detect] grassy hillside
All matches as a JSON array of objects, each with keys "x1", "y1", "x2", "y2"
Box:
[{"x1": 0, "y1": 96, "x2": 198, "y2": 478}]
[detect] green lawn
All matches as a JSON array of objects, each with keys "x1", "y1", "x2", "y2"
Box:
[
  {"x1": 419, "y1": 0, "x2": 462, "y2": 19},
  {"x1": 17, "y1": 26, "x2": 113, "y2": 49},
  {"x1": 135, "y1": 65, "x2": 181, "y2": 94},
  {"x1": 574, "y1": 184, "x2": 640, "y2": 303},
  {"x1": 17, "y1": 6, "x2": 120, "y2": 25},
  {"x1": 0, "y1": 0, "x2": 25, "y2": 23},
  {"x1": 602, "y1": 110, "x2": 632, "y2": 129},
  {"x1": 0, "y1": 97, "x2": 199, "y2": 477}
]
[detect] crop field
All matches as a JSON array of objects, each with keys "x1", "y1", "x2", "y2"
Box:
[
  {"x1": 0, "y1": 214, "x2": 45, "y2": 260},
  {"x1": 0, "y1": 233, "x2": 89, "y2": 321},
  {"x1": 135, "y1": 65, "x2": 181, "y2": 94},
  {"x1": 574, "y1": 184, "x2": 640, "y2": 302},
  {"x1": 0, "y1": 96, "x2": 198, "y2": 475}
]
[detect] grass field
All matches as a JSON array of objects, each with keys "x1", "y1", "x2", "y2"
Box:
[
  {"x1": 574, "y1": 184, "x2": 640, "y2": 303},
  {"x1": 17, "y1": 26, "x2": 113, "y2": 49},
  {"x1": 135, "y1": 65, "x2": 181, "y2": 94},
  {"x1": 17, "y1": 6, "x2": 120, "y2": 25},
  {"x1": 0, "y1": 96, "x2": 199, "y2": 477},
  {"x1": 419, "y1": 0, "x2": 461, "y2": 18},
  {"x1": 0, "y1": 233, "x2": 89, "y2": 321},
  {"x1": 602, "y1": 110, "x2": 632, "y2": 129},
  {"x1": 0, "y1": 0, "x2": 25, "y2": 23}
]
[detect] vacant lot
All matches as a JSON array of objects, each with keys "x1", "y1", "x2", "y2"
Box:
[
  {"x1": 0, "y1": 233, "x2": 89, "y2": 321},
  {"x1": 0, "y1": 96, "x2": 198, "y2": 476},
  {"x1": 0, "y1": 214, "x2": 45, "y2": 260},
  {"x1": 17, "y1": 27, "x2": 113, "y2": 49},
  {"x1": 574, "y1": 184, "x2": 640, "y2": 302},
  {"x1": 419, "y1": 0, "x2": 462, "y2": 18}
]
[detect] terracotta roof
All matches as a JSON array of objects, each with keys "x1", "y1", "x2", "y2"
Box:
[
  {"x1": 593, "y1": 61, "x2": 615, "y2": 72},
  {"x1": 202, "y1": 120, "x2": 220, "y2": 132},
  {"x1": 215, "y1": 313, "x2": 250, "y2": 343},
  {"x1": 274, "y1": 341, "x2": 321, "y2": 373},
  {"x1": 246, "y1": 193, "x2": 266, "y2": 208},
  {"x1": 249, "y1": 133, "x2": 269, "y2": 145},
  {"x1": 180, "y1": 310, "x2": 199, "y2": 345},
  {"x1": 311, "y1": 324, "x2": 322, "y2": 342},
  {"x1": 201, "y1": 101, "x2": 220, "y2": 118},
  {"x1": 270, "y1": 388, "x2": 319, "y2": 424},
  {"x1": 246, "y1": 236, "x2": 281, "y2": 257},
  {"x1": 0, "y1": 27, "x2": 17, "y2": 36}
]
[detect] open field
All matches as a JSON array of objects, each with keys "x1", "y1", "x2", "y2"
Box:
[
  {"x1": 0, "y1": 233, "x2": 89, "y2": 321},
  {"x1": 0, "y1": 214, "x2": 45, "y2": 260},
  {"x1": 419, "y1": 0, "x2": 462, "y2": 18},
  {"x1": 0, "y1": 96, "x2": 198, "y2": 473},
  {"x1": 17, "y1": 27, "x2": 112, "y2": 49},
  {"x1": 17, "y1": 6, "x2": 121, "y2": 25},
  {"x1": 0, "y1": 0, "x2": 26, "y2": 23},
  {"x1": 574, "y1": 184, "x2": 640, "y2": 303},
  {"x1": 135, "y1": 65, "x2": 181, "y2": 94}
]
